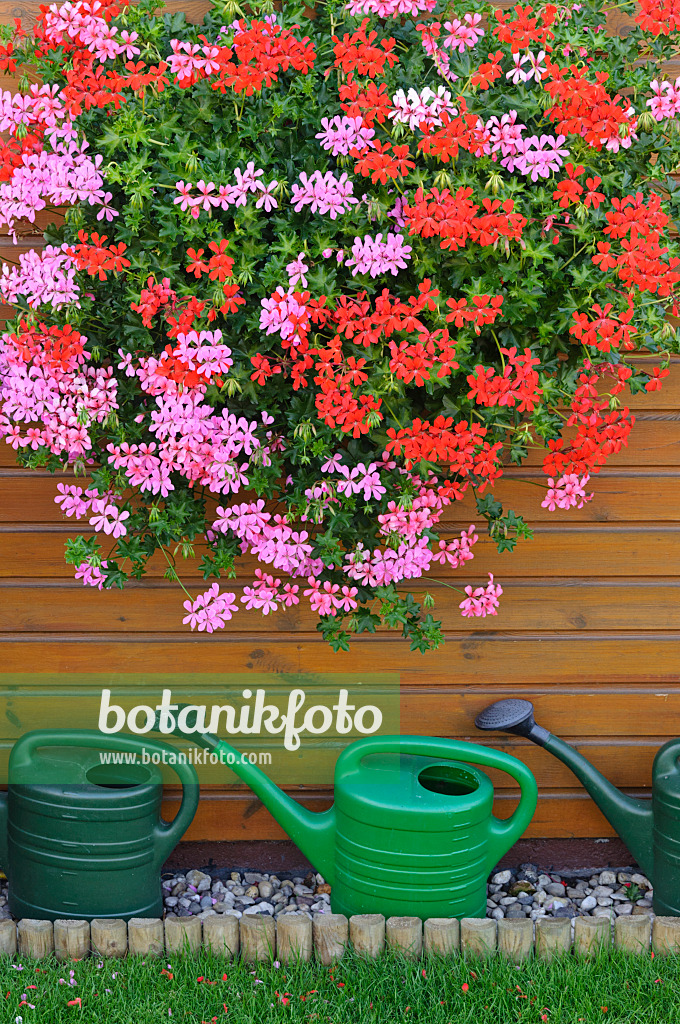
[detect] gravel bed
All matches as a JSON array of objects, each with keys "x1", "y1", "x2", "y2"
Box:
[
  {"x1": 485, "y1": 864, "x2": 653, "y2": 923},
  {"x1": 161, "y1": 868, "x2": 331, "y2": 922},
  {"x1": 160, "y1": 863, "x2": 654, "y2": 924},
  {"x1": 0, "y1": 864, "x2": 654, "y2": 922}
]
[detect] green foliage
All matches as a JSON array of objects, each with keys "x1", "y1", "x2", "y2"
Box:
[{"x1": 3, "y1": 0, "x2": 680, "y2": 650}]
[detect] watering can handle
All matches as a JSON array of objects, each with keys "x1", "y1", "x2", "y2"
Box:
[
  {"x1": 336, "y1": 735, "x2": 538, "y2": 868},
  {"x1": 10, "y1": 730, "x2": 200, "y2": 867}
]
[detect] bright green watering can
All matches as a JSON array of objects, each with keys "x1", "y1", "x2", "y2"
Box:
[
  {"x1": 0, "y1": 731, "x2": 199, "y2": 921},
  {"x1": 159, "y1": 717, "x2": 537, "y2": 920}
]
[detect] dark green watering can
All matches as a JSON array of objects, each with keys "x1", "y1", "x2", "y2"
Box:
[
  {"x1": 477, "y1": 699, "x2": 680, "y2": 916},
  {"x1": 0, "y1": 730, "x2": 199, "y2": 921},
  {"x1": 157, "y1": 714, "x2": 537, "y2": 920}
]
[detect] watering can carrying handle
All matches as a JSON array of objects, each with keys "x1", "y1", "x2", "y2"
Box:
[
  {"x1": 10, "y1": 730, "x2": 200, "y2": 866},
  {"x1": 336, "y1": 735, "x2": 538, "y2": 868}
]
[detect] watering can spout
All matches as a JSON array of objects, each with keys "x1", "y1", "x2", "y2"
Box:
[
  {"x1": 154, "y1": 713, "x2": 337, "y2": 884},
  {"x1": 476, "y1": 700, "x2": 655, "y2": 878},
  {"x1": 541, "y1": 733, "x2": 654, "y2": 878}
]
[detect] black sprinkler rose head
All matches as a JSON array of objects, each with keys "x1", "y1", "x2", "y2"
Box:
[{"x1": 475, "y1": 699, "x2": 550, "y2": 747}]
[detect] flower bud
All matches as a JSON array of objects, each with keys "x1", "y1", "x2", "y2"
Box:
[
  {"x1": 294, "y1": 421, "x2": 316, "y2": 441},
  {"x1": 433, "y1": 169, "x2": 453, "y2": 190},
  {"x1": 637, "y1": 111, "x2": 657, "y2": 132},
  {"x1": 185, "y1": 150, "x2": 200, "y2": 174},
  {"x1": 221, "y1": 378, "x2": 243, "y2": 397},
  {"x1": 485, "y1": 172, "x2": 503, "y2": 195}
]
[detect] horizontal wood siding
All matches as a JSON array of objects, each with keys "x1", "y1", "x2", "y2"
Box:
[{"x1": 1, "y1": 0, "x2": 679, "y2": 844}]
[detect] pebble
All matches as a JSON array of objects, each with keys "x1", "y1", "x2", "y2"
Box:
[
  {"x1": 545, "y1": 883, "x2": 566, "y2": 897},
  {"x1": 509, "y1": 881, "x2": 535, "y2": 896},
  {"x1": 243, "y1": 902, "x2": 274, "y2": 915},
  {"x1": 546, "y1": 898, "x2": 570, "y2": 910},
  {"x1": 598, "y1": 871, "x2": 617, "y2": 886},
  {"x1": 492, "y1": 870, "x2": 512, "y2": 885},
  {"x1": 580, "y1": 895, "x2": 597, "y2": 911}
]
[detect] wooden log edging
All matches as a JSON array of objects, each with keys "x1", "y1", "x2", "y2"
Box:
[{"x1": 0, "y1": 913, "x2": 666, "y2": 960}]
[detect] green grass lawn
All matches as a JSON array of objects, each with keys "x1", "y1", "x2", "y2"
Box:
[{"x1": 1, "y1": 949, "x2": 678, "y2": 1023}]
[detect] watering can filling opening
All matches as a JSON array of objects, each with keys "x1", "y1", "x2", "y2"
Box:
[{"x1": 418, "y1": 765, "x2": 480, "y2": 797}]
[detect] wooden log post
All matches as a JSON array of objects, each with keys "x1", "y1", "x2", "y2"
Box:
[
  {"x1": 497, "y1": 918, "x2": 533, "y2": 961},
  {"x1": 573, "y1": 916, "x2": 610, "y2": 956},
  {"x1": 203, "y1": 915, "x2": 240, "y2": 958},
  {"x1": 350, "y1": 914, "x2": 385, "y2": 958},
  {"x1": 127, "y1": 918, "x2": 164, "y2": 957},
  {"x1": 423, "y1": 918, "x2": 459, "y2": 956},
  {"x1": 313, "y1": 914, "x2": 348, "y2": 965},
  {"x1": 18, "y1": 920, "x2": 54, "y2": 958},
  {"x1": 240, "y1": 914, "x2": 276, "y2": 962},
  {"x1": 652, "y1": 917, "x2": 680, "y2": 955},
  {"x1": 386, "y1": 917, "x2": 423, "y2": 959},
  {"x1": 90, "y1": 919, "x2": 127, "y2": 958},
  {"x1": 535, "y1": 918, "x2": 571, "y2": 959},
  {"x1": 164, "y1": 916, "x2": 202, "y2": 954},
  {"x1": 0, "y1": 920, "x2": 16, "y2": 956},
  {"x1": 54, "y1": 920, "x2": 90, "y2": 961},
  {"x1": 460, "y1": 918, "x2": 497, "y2": 956},
  {"x1": 277, "y1": 913, "x2": 313, "y2": 963},
  {"x1": 614, "y1": 915, "x2": 651, "y2": 954}
]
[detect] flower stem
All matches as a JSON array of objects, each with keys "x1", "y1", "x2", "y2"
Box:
[{"x1": 159, "y1": 545, "x2": 193, "y2": 600}]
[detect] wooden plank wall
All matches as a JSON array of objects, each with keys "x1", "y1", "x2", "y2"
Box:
[{"x1": 1, "y1": 0, "x2": 680, "y2": 844}]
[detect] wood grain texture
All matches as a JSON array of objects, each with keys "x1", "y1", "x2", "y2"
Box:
[
  {"x1": 1, "y1": 637, "x2": 680, "y2": 685},
  {"x1": 1, "y1": 578, "x2": 680, "y2": 632},
  {"x1": 2, "y1": 1, "x2": 680, "y2": 844},
  {"x1": 1, "y1": 523, "x2": 679, "y2": 578},
  {"x1": 5, "y1": 470, "x2": 680, "y2": 523}
]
